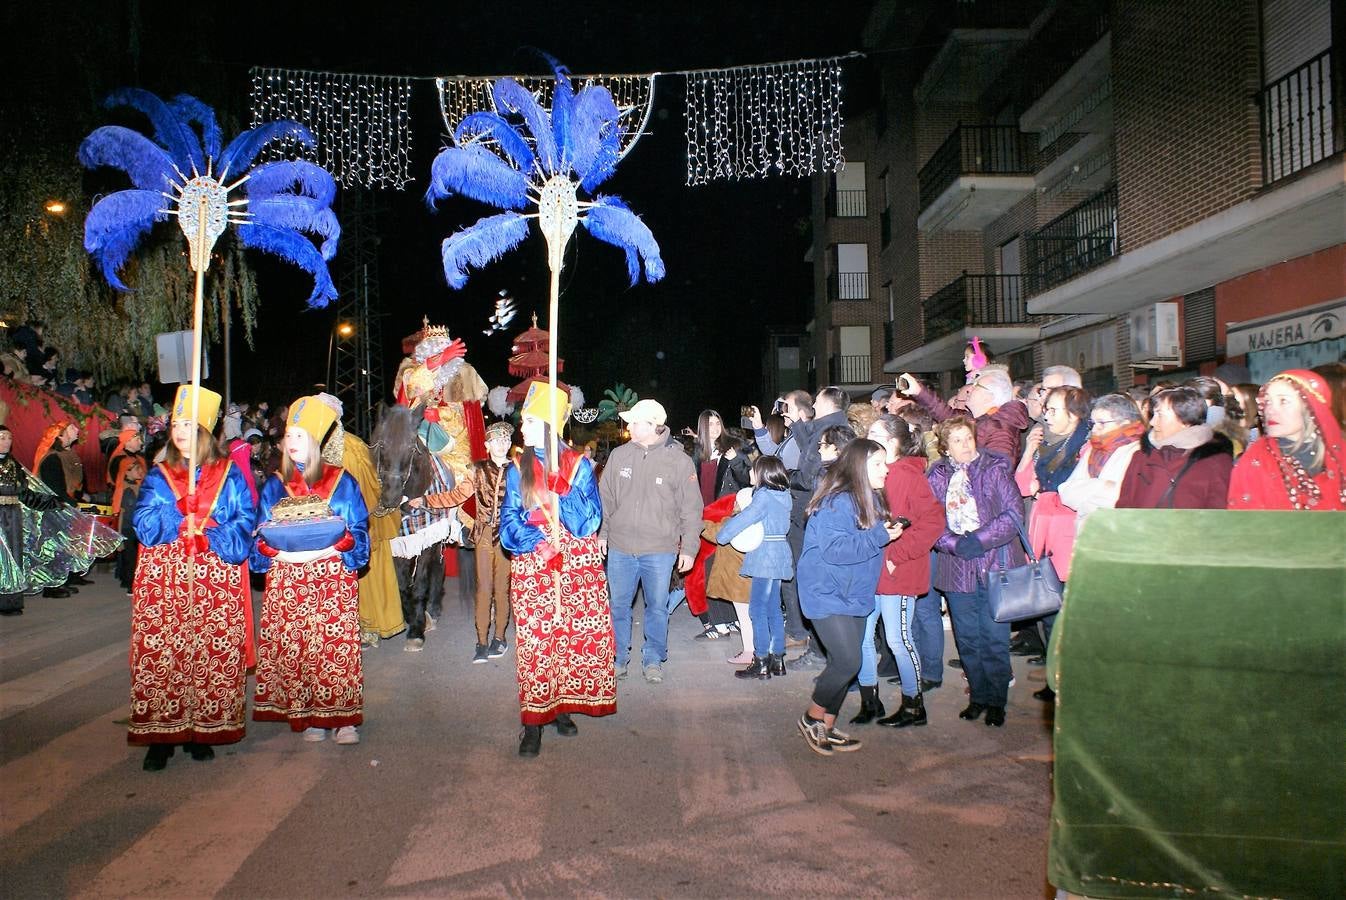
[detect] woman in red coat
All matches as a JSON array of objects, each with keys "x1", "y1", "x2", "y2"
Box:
[{"x1": 1228, "y1": 369, "x2": 1345, "y2": 511}]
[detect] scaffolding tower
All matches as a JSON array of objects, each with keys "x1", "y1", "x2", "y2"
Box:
[{"x1": 332, "y1": 188, "x2": 386, "y2": 438}]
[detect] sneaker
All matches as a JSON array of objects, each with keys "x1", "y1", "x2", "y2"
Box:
[
  {"x1": 792, "y1": 649, "x2": 826, "y2": 670},
  {"x1": 334, "y1": 726, "x2": 360, "y2": 745},
  {"x1": 302, "y1": 727, "x2": 327, "y2": 742},
  {"x1": 472, "y1": 644, "x2": 489, "y2": 664},
  {"x1": 796, "y1": 714, "x2": 834, "y2": 757},
  {"x1": 616, "y1": 661, "x2": 629, "y2": 680},
  {"x1": 826, "y1": 728, "x2": 863, "y2": 752},
  {"x1": 487, "y1": 637, "x2": 508, "y2": 658},
  {"x1": 643, "y1": 663, "x2": 664, "y2": 684},
  {"x1": 692, "y1": 624, "x2": 723, "y2": 641}
]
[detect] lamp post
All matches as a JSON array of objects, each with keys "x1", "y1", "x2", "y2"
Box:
[{"x1": 325, "y1": 321, "x2": 355, "y2": 390}]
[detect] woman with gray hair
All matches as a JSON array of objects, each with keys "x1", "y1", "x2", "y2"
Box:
[{"x1": 898, "y1": 366, "x2": 1030, "y2": 461}]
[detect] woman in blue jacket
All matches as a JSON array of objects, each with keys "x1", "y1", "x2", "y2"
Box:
[
  {"x1": 795, "y1": 439, "x2": 903, "y2": 757},
  {"x1": 716, "y1": 455, "x2": 794, "y2": 680}
]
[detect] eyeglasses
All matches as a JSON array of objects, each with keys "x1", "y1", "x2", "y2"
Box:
[{"x1": 1090, "y1": 418, "x2": 1119, "y2": 429}]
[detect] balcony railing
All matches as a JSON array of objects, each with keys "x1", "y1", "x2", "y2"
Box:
[
  {"x1": 828, "y1": 189, "x2": 868, "y2": 218},
  {"x1": 828, "y1": 271, "x2": 870, "y2": 301},
  {"x1": 1024, "y1": 183, "x2": 1118, "y2": 295},
  {"x1": 918, "y1": 125, "x2": 1035, "y2": 210},
  {"x1": 1262, "y1": 48, "x2": 1338, "y2": 185},
  {"x1": 829, "y1": 354, "x2": 873, "y2": 385},
  {"x1": 923, "y1": 274, "x2": 1041, "y2": 342}
]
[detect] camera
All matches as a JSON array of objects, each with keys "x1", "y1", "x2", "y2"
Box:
[{"x1": 771, "y1": 398, "x2": 786, "y2": 415}]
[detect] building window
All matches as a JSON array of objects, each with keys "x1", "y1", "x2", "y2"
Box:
[
  {"x1": 831, "y1": 325, "x2": 872, "y2": 384},
  {"x1": 828, "y1": 243, "x2": 870, "y2": 301},
  {"x1": 830, "y1": 162, "x2": 867, "y2": 217}
]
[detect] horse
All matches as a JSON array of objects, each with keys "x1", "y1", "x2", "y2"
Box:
[{"x1": 370, "y1": 403, "x2": 449, "y2": 651}]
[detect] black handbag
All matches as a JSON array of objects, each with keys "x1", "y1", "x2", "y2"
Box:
[{"x1": 987, "y1": 522, "x2": 1064, "y2": 624}]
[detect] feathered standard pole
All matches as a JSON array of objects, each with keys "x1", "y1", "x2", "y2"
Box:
[
  {"x1": 79, "y1": 89, "x2": 342, "y2": 511},
  {"x1": 425, "y1": 59, "x2": 665, "y2": 610}
]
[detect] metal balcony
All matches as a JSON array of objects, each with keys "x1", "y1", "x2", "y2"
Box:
[
  {"x1": 827, "y1": 271, "x2": 870, "y2": 302},
  {"x1": 922, "y1": 273, "x2": 1043, "y2": 342},
  {"x1": 827, "y1": 189, "x2": 868, "y2": 218},
  {"x1": 829, "y1": 354, "x2": 873, "y2": 385},
  {"x1": 1262, "y1": 48, "x2": 1339, "y2": 185},
  {"x1": 1024, "y1": 183, "x2": 1118, "y2": 296},
  {"x1": 917, "y1": 125, "x2": 1036, "y2": 230}
]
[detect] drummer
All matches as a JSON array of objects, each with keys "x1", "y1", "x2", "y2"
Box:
[{"x1": 251, "y1": 396, "x2": 371, "y2": 746}]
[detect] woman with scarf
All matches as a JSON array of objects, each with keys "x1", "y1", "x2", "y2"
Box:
[
  {"x1": 252, "y1": 396, "x2": 371, "y2": 746},
  {"x1": 130, "y1": 386, "x2": 254, "y2": 770},
  {"x1": 499, "y1": 382, "x2": 615, "y2": 759},
  {"x1": 1228, "y1": 370, "x2": 1345, "y2": 511}
]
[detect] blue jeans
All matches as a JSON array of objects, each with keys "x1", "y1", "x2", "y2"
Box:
[
  {"x1": 606, "y1": 549, "x2": 675, "y2": 667},
  {"x1": 748, "y1": 577, "x2": 784, "y2": 656},
  {"x1": 946, "y1": 585, "x2": 1012, "y2": 707},
  {"x1": 858, "y1": 594, "x2": 922, "y2": 696}
]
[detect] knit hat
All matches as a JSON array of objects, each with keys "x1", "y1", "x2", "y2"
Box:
[{"x1": 171, "y1": 385, "x2": 221, "y2": 431}]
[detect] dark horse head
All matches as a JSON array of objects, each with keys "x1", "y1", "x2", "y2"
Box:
[{"x1": 370, "y1": 403, "x2": 434, "y2": 515}]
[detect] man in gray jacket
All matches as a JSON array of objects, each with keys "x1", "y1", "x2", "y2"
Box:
[{"x1": 598, "y1": 399, "x2": 703, "y2": 684}]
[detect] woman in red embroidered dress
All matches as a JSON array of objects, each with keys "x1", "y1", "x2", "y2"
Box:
[
  {"x1": 499, "y1": 382, "x2": 615, "y2": 758},
  {"x1": 252, "y1": 396, "x2": 371, "y2": 745},
  {"x1": 1228, "y1": 369, "x2": 1346, "y2": 511},
  {"x1": 130, "y1": 386, "x2": 255, "y2": 771}
]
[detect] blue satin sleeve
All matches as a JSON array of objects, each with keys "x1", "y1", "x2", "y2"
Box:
[
  {"x1": 249, "y1": 475, "x2": 286, "y2": 573},
  {"x1": 330, "y1": 471, "x2": 371, "y2": 571},
  {"x1": 132, "y1": 467, "x2": 183, "y2": 548},
  {"x1": 559, "y1": 457, "x2": 602, "y2": 538},
  {"x1": 498, "y1": 462, "x2": 544, "y2": 555},
  {"x1": 205, "y1": 465, "x2": 257, "y2": 565}
]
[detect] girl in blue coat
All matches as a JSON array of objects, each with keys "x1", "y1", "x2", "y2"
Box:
[
  {"x1": 795, "y1": 439, "x2": 903, "y2": 757},
  {"x1": 716, "y1": 455, "x2": 793, "y2": 680}
]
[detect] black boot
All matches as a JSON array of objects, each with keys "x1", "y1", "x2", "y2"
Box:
[
  {"x1": 848, "y1": 685, "x2": 885, "y2": 725},
  {"x1": 958, "y1": 702, "x2": 987, "y2": 721},
  {"x1": 518, "y1": 725, "x2": 542, "y2": 757},
  {"x1": 553, "y1": 714, "x2": 578, "y2": 736},
  {"x1": 877, "y1": 693, "x2": 927, "y2": 728},
  {"x1": 142, "y1": 744, "x2": 173, "y2": 771},
  {"x1": 734, "y1": 656, "x2": 771, "y2": 680},
  {"x1": 984, "y1": 706, "x2": 1006, "y2": 727},
  {"x1": 767, "y1": 653, "x2": 787, "y2": 677},
  {"x1": 186, "y1": 742, "x2": 215, "y2": 761},
  {"x1": 1033, "y1": 686, "x2": 1055, "y2": 702}
]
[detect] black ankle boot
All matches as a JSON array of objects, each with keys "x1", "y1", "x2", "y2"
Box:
[
  {"x1": 186, "y1": 742, "x2": 215, "y2": 761},
  {"x1": 958, "y1": 702, "x2": 987, "y2": 721},
  {"x1": 849, "y1": 685, "x2": 885, "y2": 725},
  {"x1": 984, "y1": 706, "x2": 1006, "y2": 727},
  {"x1": 553, "y1": 714, "x2": 578, "y2": 737},
  {"x1": 878, "y1": 692, "x2": 927, "y2": 728},
  {"x1": 734, "y1": 656, "x2": 771, "y2": 680},
  {"x1": 518, "y1": 725, "x2": 542, "y2": 757},
  {"x1": 142, "y1": 744, "x2": 173, "y2": 771},
  {"x1": 767, "y1": 653, "x2": 787, "y2": 677}
]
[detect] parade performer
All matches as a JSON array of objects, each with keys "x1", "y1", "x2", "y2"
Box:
[
  {"x1": 252, "y1": 396, "x2": 371, "y2": 745},
  {"x1": 1228, "y1": 369, "x2": 1346, "y2": 510},
  {"x1": 409, "y1": 420, "x2": 516, "y2": 663},
  {"x1": 0, "y1": 425, "x2": 119, "y2": 616},
  {"x1": 499, "y1": 382, "x2": 615, "y2": 758},
  {"x1": 129, "y1": 386, "x2": 253, "y2": 770}
]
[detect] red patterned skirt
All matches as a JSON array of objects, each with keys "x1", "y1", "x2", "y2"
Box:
[
  {"x1": 253, "y1": 558, "x2": 363, "y2": 731},
  {"x1": 511, "y1": 532, "x2": 617, "y2": 725},
  {"x1": 128, "y1": 543, "x2": 248, "y2": 746}
]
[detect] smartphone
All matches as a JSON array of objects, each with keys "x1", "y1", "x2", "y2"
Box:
[{"x1": 890, "y1": 515, "x2": 911, "y2": 529}]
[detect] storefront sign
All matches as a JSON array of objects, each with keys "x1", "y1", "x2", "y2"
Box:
[{"x1": 1227, "y1": 299, "x2": 1345, "y2": 356}]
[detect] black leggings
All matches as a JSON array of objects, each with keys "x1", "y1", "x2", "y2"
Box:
[{"x1": 810, "y1": 613, "x2": 867, "y2": 717}]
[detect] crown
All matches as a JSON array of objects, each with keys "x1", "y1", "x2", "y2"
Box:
[{"x1": 420, "y1": 315, "x2": 449, "y2": 341}]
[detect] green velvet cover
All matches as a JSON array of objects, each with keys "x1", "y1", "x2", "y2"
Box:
[{"x1": 1048, "y1": 510, "x2": 1346, "y2": 899}]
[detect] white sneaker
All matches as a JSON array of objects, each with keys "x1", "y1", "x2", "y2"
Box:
[
  {"x1": 334, "y1": 725, "x2": 360, "y2": 745},
  {"x1": 302, "y1": 727, "x2": 327, "y2": 742}
]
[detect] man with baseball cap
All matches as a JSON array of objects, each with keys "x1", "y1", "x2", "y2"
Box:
[{"x1": 599, "y1": 399, "x2": 703, "y2": 684}]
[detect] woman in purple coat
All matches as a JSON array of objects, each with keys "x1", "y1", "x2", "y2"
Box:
[{"x1": 927, "y1": 416, "x2": 1025, "y2": 727}]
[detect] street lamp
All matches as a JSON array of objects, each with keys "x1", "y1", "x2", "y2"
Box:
[
  {"x1": 326, "y1": 322, "x2": 356, "y2": 389},
  {"x1": 44, "y1": 200, "x2": 67, "y2": 215}
]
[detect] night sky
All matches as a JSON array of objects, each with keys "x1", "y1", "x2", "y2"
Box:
[{"x1": 13, "y1": 1, "x2": 877, "y2": 430}]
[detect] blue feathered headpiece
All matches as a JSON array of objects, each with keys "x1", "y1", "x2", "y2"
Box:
[
  {"x1": 426, "y1": 58, "x2": 664, "y2": 289},
  {"x1": 79, "y1": 89, "x2": 341, "y2": 307}
]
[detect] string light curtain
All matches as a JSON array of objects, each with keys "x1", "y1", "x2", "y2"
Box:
[
  {"x1": 249, "y1": 69, "x2": 415, "y2": 190},
  {"x1": 685, "y1": 58, "x2": 845, "y2": 185}
]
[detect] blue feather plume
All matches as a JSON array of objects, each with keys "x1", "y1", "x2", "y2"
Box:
[
  {"x1": 439, "y1": 212, "x2": 532, "y2": 290},
  {"x1": 492, "y1": 78, "x2": 558, "y2": 176},
  {"x1": 235, "y1": 221, "x2": 338, "y2": 307},
  {"x1": 83, "y1": 190, "x2": 170, "y2": 291},
  {"x1": 248, "y1": 196, "x2": 341, "y2": 260},
  {"x1": 581, "y1": 195, "x2": 665, "y2": 285},
  {"x1": 455, "y1": 112, "x2": 537, "y2": 173},
  {"x1": 104, "y1": 88, "x2": 202, "y2": 172},
  {"x1": 168, "y1": 94, "x2": 223, "y2": 161},
  {"x1": 78, "y1": 126, "x2": 177, "y2": 192},
  {"x1": 548, "y1": 60, "x2": 576, "y2": 168},
  {"x1": 246, "y1": 160, "x2": 337, "y2": 208},
  {"x1": 571, "y1": 86, "x2": 622, "y2": 193},
  {"x1": 218, "y1": 120, "x2": 315, "y2": 180},
  {"x1": 425, "y1": 145, "x2": 530, "y2": 211}
]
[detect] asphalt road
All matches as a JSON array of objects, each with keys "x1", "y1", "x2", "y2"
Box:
[{"x1": 1, "y1": 564, "x2": 1057, "y2": 898}]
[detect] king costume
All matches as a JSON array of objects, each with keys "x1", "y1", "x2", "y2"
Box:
[{"x1": 129, "y1": 386, "x2": 254, "y2": 748}]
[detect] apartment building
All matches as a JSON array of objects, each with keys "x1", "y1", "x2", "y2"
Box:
[{"x1": 814, "y1": 0, "x2": 1342, "y2": 397}]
